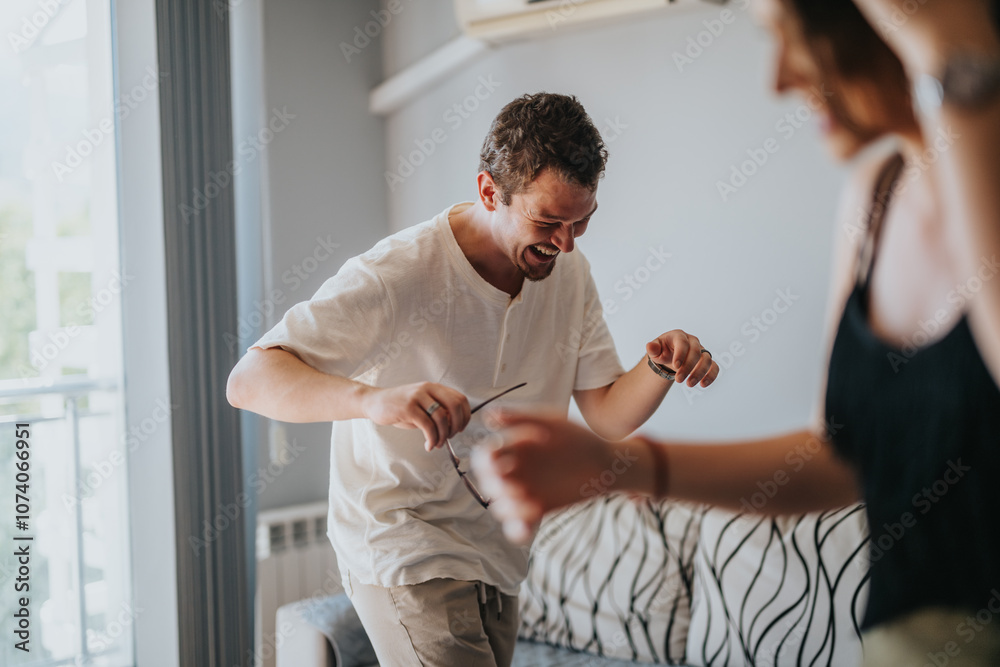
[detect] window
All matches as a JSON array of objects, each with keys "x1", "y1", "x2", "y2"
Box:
[{"x1": 1, "y1": 0, "x2": 134, "y2": 664}]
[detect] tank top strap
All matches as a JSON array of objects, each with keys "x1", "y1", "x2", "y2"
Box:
[{"x1": 856, "y1": 153, "x2": 907, "y2": 291}]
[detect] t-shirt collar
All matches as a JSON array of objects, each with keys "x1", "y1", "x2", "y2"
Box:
[{"x1": 436, "y1": 202, "x2": 528, "y2": 307}]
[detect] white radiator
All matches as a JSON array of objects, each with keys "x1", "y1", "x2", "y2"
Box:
[{"x1": 255, "y1": 501, "x2": 342, "y2": 667}]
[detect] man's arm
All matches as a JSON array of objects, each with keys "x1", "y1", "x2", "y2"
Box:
[
  {"x1": 227, "y1": 347, "x2": 471, "y2": 450},
  {"x1": 573, "y1": 330, "x2": 720, "y2": 440},
  {"x1": 227, "y1": 347, "x2": 370, "y2": 422}
]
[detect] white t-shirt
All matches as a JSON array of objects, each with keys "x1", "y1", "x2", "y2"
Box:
[{"x1": 252, "y1": 202, "x2": 625, "y2": 595}]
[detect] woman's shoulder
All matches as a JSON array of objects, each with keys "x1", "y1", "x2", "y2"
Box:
[
  {"x1": 823, "y1": 144, "x2": 903, "y2": 327},
  {"x1": 840, "y1": 143, "x2": 905, "y2": 247}
]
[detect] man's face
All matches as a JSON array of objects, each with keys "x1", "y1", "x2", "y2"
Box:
[{"x1": 492, "y1": 168, "x2": 598, "y2": 282}]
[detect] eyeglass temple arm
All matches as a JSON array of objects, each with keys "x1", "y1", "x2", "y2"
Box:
[{"x1": 470, "y1": 382, "x2": 527, "y2": 414}]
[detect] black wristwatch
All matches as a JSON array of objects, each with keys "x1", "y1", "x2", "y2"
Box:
[{"x1": 915, "y1": 53, "x2": 1000, "y2": 115}]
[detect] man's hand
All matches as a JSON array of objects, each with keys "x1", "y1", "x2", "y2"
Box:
[
  {"x1": 646, "y1": 330, "x2": 720, "y2": 388},
  {"x1": 361, "y1": 382, "x2": 472, "y2": 451}
]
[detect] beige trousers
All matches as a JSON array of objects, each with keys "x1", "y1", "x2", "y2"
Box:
[
  {"x1": 346, "y1": 572, "x2": 519, "y2": 667},
  {"x1": 863, "y1": 605, "x2": 1000, "y2": 667}
]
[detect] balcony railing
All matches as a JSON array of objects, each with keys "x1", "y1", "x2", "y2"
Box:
[{"x1": 1, "y1": 375, "x2": 132, "y2": 667}]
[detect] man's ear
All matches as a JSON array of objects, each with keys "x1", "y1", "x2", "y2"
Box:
[{"x1": 477, "y1": 171, "x2": 501, "y2": 212}]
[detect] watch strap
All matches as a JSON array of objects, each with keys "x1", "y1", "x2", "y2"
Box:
[
  {"x1": 915, "y1": 53, "x2": 1000, "y2": 116},
  {"x1": 647, "y1": 356, "x2": 676, "y2": 381}
]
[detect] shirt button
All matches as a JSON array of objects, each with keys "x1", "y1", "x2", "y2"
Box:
[{"x1": 501, "y1": 363, "x2": 507, "y2": 372}]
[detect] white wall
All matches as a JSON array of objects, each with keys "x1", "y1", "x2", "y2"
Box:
[
  {"x1": 233, "y1": 0, "x2": 388, "y2": 511},
  {"x1": 380, "y1": 1, "x2": 848, "y2": 440},
  {"x1": 236, "y1": 0, "x2": 852, "y2": 511}
]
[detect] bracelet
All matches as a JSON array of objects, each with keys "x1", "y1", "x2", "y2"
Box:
[{"x1": 646, "y1": 355, "x2": 676, "y2": 381}]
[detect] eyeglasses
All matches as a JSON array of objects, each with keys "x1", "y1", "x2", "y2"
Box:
[{"x1": 446, "y1": 382, "x2": 527, "y2": 509}]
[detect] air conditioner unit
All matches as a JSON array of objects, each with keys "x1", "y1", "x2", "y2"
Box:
[{"x1": 455, "y1": 0, "x2": 719, "y2": 44}]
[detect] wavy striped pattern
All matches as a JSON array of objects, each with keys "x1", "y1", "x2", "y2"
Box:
[
  {"x1": 518, "y1": 495, "x2": 704, "y2": 664},
  {"x1": 687, "y1": 506, "x2": 870, "y2": 667}
]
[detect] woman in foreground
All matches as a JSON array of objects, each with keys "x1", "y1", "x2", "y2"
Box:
[{"x1": 476, "y1": 0, "x2": 1000, "y2": 662}]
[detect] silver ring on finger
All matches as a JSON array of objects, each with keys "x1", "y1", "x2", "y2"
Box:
[{"x1": 426, "y1": 401, "x2": 442, "y2": 416}]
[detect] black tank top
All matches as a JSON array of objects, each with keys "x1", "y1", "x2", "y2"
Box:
[{"x1": 825, "y1": 154, "x2": 1000, "y2": 630}]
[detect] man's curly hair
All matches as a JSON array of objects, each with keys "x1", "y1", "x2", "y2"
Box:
[{"x1": 479, "y1": 93, "x2": 608, "y2": 206}]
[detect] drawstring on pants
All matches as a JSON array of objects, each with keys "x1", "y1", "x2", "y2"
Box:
[{"x1": 477, "y1": 580, "x2": 502, "y2": 619}]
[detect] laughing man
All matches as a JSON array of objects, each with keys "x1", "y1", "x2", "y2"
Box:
[{"x1": 227, "y1": 92, "x2": 719, "y2": 667}]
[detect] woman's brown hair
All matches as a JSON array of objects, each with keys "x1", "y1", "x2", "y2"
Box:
[{"x1": 782, "y1": 0, "x2": 918, "y2": 140}]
